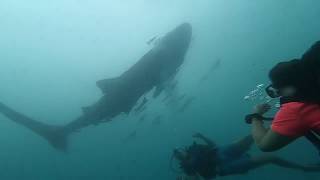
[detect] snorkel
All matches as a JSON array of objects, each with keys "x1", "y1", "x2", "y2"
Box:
[{"x1": 265, "y1": 84, "x2": 281, "y2": 99}]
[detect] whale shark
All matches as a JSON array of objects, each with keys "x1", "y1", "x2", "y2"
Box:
[{"x1": 0, "y1": 23, "x2": 192, "y2": 150}]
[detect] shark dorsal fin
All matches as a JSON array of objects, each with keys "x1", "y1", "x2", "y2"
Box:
[{"x1": 96, "y1": 77, "x2": 120, "y2": 94}]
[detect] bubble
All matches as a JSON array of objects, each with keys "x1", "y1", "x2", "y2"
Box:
[
  {"x1": 256, "y1": 84, "x2": 264, "y2": 89},
  {"x1": 245, "y1": 85, "x2": 264, "y2": 101},
  {"x1": 244, "y1": 84, "x2": 278, "y2": 108},
  {"x1": 244, "y1": 96, "x2": 250, "y2": 100}
]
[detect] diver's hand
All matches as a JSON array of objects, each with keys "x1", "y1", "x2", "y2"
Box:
[
  {"x1": 193, "y1": 133, "x2": 205, "y2": 139},
  {"x1": 253, "y1": 103, "x2": 271, "y2": 115},
  {"x1": 193, "y1": 133, "x2": 216, "y2": 147},
  {"x1": 302, "y1": 164, "x2": 320, "y2": 172}
]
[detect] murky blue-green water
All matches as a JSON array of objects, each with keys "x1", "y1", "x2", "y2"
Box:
[{"x1": 0, "y1": 0, "x2": 319, "y2": 179}]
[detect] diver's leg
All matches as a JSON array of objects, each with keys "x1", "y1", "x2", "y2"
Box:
[
  {"x1": 233, "y1": 135, "x2": 254, "y2": 151},
  {"x1": 250, "y1": 154, "x2": 320, "y2": 172},
  {"x1": 224, "y1": 135, "x2": 254, "y2": 156}
]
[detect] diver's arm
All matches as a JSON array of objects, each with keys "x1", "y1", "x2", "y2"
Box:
[
  {"x1": 251, "y1": 119, "x2": 296, "y2": 152},
  {"x1": 250, "y1": 104, "x2": 296, "y2": 152},
  {"x1": 193, "y1": 133, "x2": 216, "y2": 147}
]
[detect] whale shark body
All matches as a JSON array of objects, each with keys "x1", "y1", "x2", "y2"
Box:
[{"x1": 0, "y1": 23, "x2": 193, "y2": 150}]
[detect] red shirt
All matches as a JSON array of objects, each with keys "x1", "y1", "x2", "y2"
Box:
[{"x1": 272, "y1": 102, "x2": 320, "y2": 137}]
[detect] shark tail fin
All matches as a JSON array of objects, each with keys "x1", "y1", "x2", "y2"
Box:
[
  {"x1": 42, "y1": 125, "x2": 69, "y2": 152},
  {"x1": 0, "y1": 102, "x2": 69, "y2": 152}
]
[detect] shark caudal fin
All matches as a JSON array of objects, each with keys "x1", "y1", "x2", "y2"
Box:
[
  {"x1": 40, "y1": 125, "x2": 69, "y2": 151},
  {"x1": 0, "y1": 102, "x2": 69, "y2": 151}
]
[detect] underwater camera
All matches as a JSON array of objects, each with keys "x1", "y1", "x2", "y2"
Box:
[
  {"x1": 244, "y1": 84, "x2": 279, "y2": 124},
  {"x1": 244, "y1": 84, "x2": 280, "y2": 108}
]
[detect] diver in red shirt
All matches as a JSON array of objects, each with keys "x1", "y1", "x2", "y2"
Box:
[{"x1": 246, "y1": 41, "x2": 320, "y2": 153}]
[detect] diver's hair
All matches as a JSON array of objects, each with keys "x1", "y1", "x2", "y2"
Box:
[
  {"x1": 269, "y1": 59, "x2": 301, "y2": 88},
  {"x1": 269, "y1": 59, "x2": 320, "y2": 103},
  {"x1": 180, "y1": 144, "x2": 218, "y2": 178}
]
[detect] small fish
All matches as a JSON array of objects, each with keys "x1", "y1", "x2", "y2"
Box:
[
  {"x1": 147, "y1": 36, "x2": 158, "y2": 45},
  {"x1": 134, "y1": 97, "x2": 148, "y2": 113},
  {"x1": 137, "y1": 114, "x2": 147, "y2": 124},
  {"x1": 178, "y1": 97, "x2": 196, "y2": 113},
  {"x1": 209, "y1": 59, "x2": 221, "y2": 72},
  {"x1": 200, "y1": 59, "x2": 222, "y2": 82},
  {"x1": 162, "y1": 82, "x2": 179, "y2": 103},
  {"x1": 152, "y1": 115, "x2": 163, "y2": 125},
  {"x1": 122, "y1": 131, "x2": 137, "y2": 143}
]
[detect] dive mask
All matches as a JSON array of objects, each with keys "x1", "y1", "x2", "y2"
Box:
[{"x1": 265, "y1": 84, "x2": 281, "y2": 98}]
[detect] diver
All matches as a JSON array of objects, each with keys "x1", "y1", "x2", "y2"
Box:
[
  {"x1": 246, "y1": 41, "x2": 320, "y2": 153},
  {"x1": 173, "y1": 133, "x2": 320, "y2": 180}
]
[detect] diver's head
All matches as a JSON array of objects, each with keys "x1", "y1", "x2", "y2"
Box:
[
  {"x1": 172, "y1": 148, "x2": 196, "y2": 175},
  {"x1": 173, "y1": 148, "x2": 187, "y2": 161},
  {"x1": 172, "y1": 145, "x2": 218, "y2": 179},
  {"x1": 267, "y1": 59, "x2": 302, "y2": 98}
]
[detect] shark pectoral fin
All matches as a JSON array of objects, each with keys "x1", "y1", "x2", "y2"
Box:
[
  {"x1": 96, "y1": 77, "x2": 120, "y2": 94},
  {"x1": 153, "y1": 73, "x2": 175, "y2": 98}
]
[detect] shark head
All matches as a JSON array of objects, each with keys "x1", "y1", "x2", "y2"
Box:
[{"x1": 160, "y1": 23, "x2": 192, "y2": 55}]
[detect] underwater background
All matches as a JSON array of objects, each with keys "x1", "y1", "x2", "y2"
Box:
[{"x1": 0, "y1": 0, "x2": 319, "y2": 179}]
